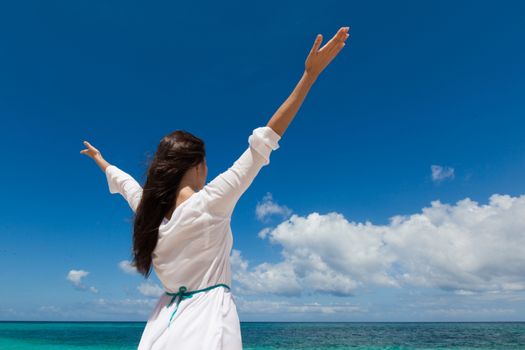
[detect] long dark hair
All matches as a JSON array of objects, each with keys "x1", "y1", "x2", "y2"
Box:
[{"x1": 132, "y1": 130, "x2": 206, "y2": 278}]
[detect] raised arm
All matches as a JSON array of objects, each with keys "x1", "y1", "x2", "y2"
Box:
[
  {"x1": 267, "y1": 26, "x2": 350, "y2": 137},
  {"x1": 201, "y1": 126, "x2": 281, "y2": 217},
  {"x1": 104, "y1": 165, "x2": 143, "y2": 213},
  {"x1": 80, "y1": 141, "x2": 143, "y2": 213},
  {"x1": 202, "y1": 26, "x2": 350, "y2": 217}
]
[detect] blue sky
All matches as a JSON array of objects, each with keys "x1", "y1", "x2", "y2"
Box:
[{"x1": 1, "y1": 0, "x2": 524, "y2": 322}]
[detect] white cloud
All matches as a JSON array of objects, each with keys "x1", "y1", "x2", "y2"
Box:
[
  {"x1": 388, "y1": 194, "x2": 525, "y2": 293},
  {"x1": 431, "y1": 165, "x2": 455, "y2": 183},
  {"x1": 454, "y1": 289, "x2": 476, "y2": 295},
  {"x1": 2, "y1": 298, "x2": 159, "y2": 321},
  {"x1": 137, "y1": 281, "x2": 164, "y2": 298},
  {"x1": 255, "y1": 192, "x2": 293, "y2": 221},
  {"x1": 38, "y1": 305, "x2": 61, "y2": 313},
  {"x1": 234, "y1": 193, "x2": 525, "y2": 298},
  {"x1": 234, "y1": 296, "x2": 365, "y2": 315},
  {"x1": 67, "y1": 269, "x2": 98, "y2": 293},
  {"x1": 231, "y1": 251, "x2": 303, "y2": 297},
  {"x1": 91, "y1": 297, "x2": 158, "y2": 311},
  {"x1": 424, "y1": 307, "x2": 516, "y2": 316},
  {"x1": 118, "y1": 260, "x2": 139, "y2": 275},
  {"x1": 257, "y1": 227, "x2": 272, "y2": 239},
  {"x1": 67, "y1": 270, "x2": 89, "y2": 285},
  {"x1": 37, "y1": 297, "x2": 158, "y2": 322},
  {"x1": 230, "y1": 249, "x2": 248, "y2": 271}
]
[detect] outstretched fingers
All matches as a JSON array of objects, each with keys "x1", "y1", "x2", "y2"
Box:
[
  {"x1": 309, "y1": 34, "x2": 323, "y2": 56},
  {"x1": 322, "y1": 27, "x2": 350, "y2": 52},
  {"x1": 80, "y1": 140, "x2": 101, "y2": 158},
  {"x1": 304, "y1": 26, "x2": 350, "y2": 76}
]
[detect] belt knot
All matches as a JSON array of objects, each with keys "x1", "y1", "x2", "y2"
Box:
[
  {"x1": 166, "y1": 285, "x2": 192, "y2": 308},
  {"x1": 165, "y1": 283, "x2": 230, "y2": 326}
]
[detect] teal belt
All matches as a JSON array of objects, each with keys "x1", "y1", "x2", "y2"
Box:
[{"x1": 165, "y1": 283, "x2": 230, "y2": 325}]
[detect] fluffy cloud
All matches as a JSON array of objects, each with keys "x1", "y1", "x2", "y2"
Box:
[
  {"x1": 234, "y1": 296, "x2": 365, "y2": 315},
  {"x1": 231, "y1": 249, "x2": 303, "y2": 297},
  {"x1": 66, "y1": 270, "x2": 98, "y2": 293},
  {"x1": 232, "y1": 193, "x2": 525, "y2": 297},
  {"x1": 118, "y1": 260, "x2": 139, "y2": 275},
  {"x1": 31, "y1": 298, "x2": 159, "y2": 321},
  {"x1": 137, "y1": 281, "x2": 164, "y2": 298},
  {"x1": 90, "y1": 297, "x2": 158, "y2": 315},
  {"x1": 388, "y1": 194, "x2": 525, "y2": 292},
  {"x1": 431, "y1": 165, "x2": 455, "y2": 183},
  {"x1": 255, "y1": 192, "x2": 293, "y2": 222}
]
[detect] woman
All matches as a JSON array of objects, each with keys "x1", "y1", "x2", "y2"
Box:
[{"x1": 80, "y1": 26, "x2": 349, "y2": 349}]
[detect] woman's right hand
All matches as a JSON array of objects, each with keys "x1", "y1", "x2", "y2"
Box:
[{"x1": 304, "y1": 26, "x2": 350, "y2": 77}]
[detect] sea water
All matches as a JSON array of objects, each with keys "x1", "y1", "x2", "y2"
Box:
[{"x1": 0, "y1": 321, "x2": 524, "y2": 349}]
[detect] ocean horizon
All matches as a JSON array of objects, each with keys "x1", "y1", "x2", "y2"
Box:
[{"x1": 1, "y1": 321, "x2": 524, "y2": 349}]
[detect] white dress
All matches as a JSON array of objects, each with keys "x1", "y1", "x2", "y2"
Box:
[{"x1": 104, "y1": 126, "x2": 282, "y2": 349}]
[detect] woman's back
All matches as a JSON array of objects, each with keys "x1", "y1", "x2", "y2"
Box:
[
  {"x1": 104, "y1": 126, "x2": 281, "y2": 349},
  {"x1": 154, "y1": 189, "x2": 234, "y2": 293}
]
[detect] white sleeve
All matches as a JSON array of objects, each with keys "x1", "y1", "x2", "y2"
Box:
[
  {"x1": 201, "y1": 126, "x2": 281, "y2": 218},
  {"x1": 105, "y1": 165, "x2": 143, "y2": 213}
]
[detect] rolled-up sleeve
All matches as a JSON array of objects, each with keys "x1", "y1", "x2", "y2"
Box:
[
  {"x1": 202, "y1": 126, "x2": 281, "y2": 217},
  {"x1": 105, "y1": 165, "x2": 143, "y2": 213}
]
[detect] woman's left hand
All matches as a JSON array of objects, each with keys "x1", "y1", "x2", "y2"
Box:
[
  {"x1": 305, "y1": 26, "x2": 350, "y2": 77},
  {"x1": 80, "y1": 141, "x2": 103, "y2": 160}
]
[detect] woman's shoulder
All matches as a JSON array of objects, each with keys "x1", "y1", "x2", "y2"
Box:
[{"x1": 159, "y1": 191, "x2": 230, "y2": 232}]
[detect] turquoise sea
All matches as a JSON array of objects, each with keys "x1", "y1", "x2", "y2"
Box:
[{"x1": 0, "y1": 321, "x2": 524, "y2": 349}]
